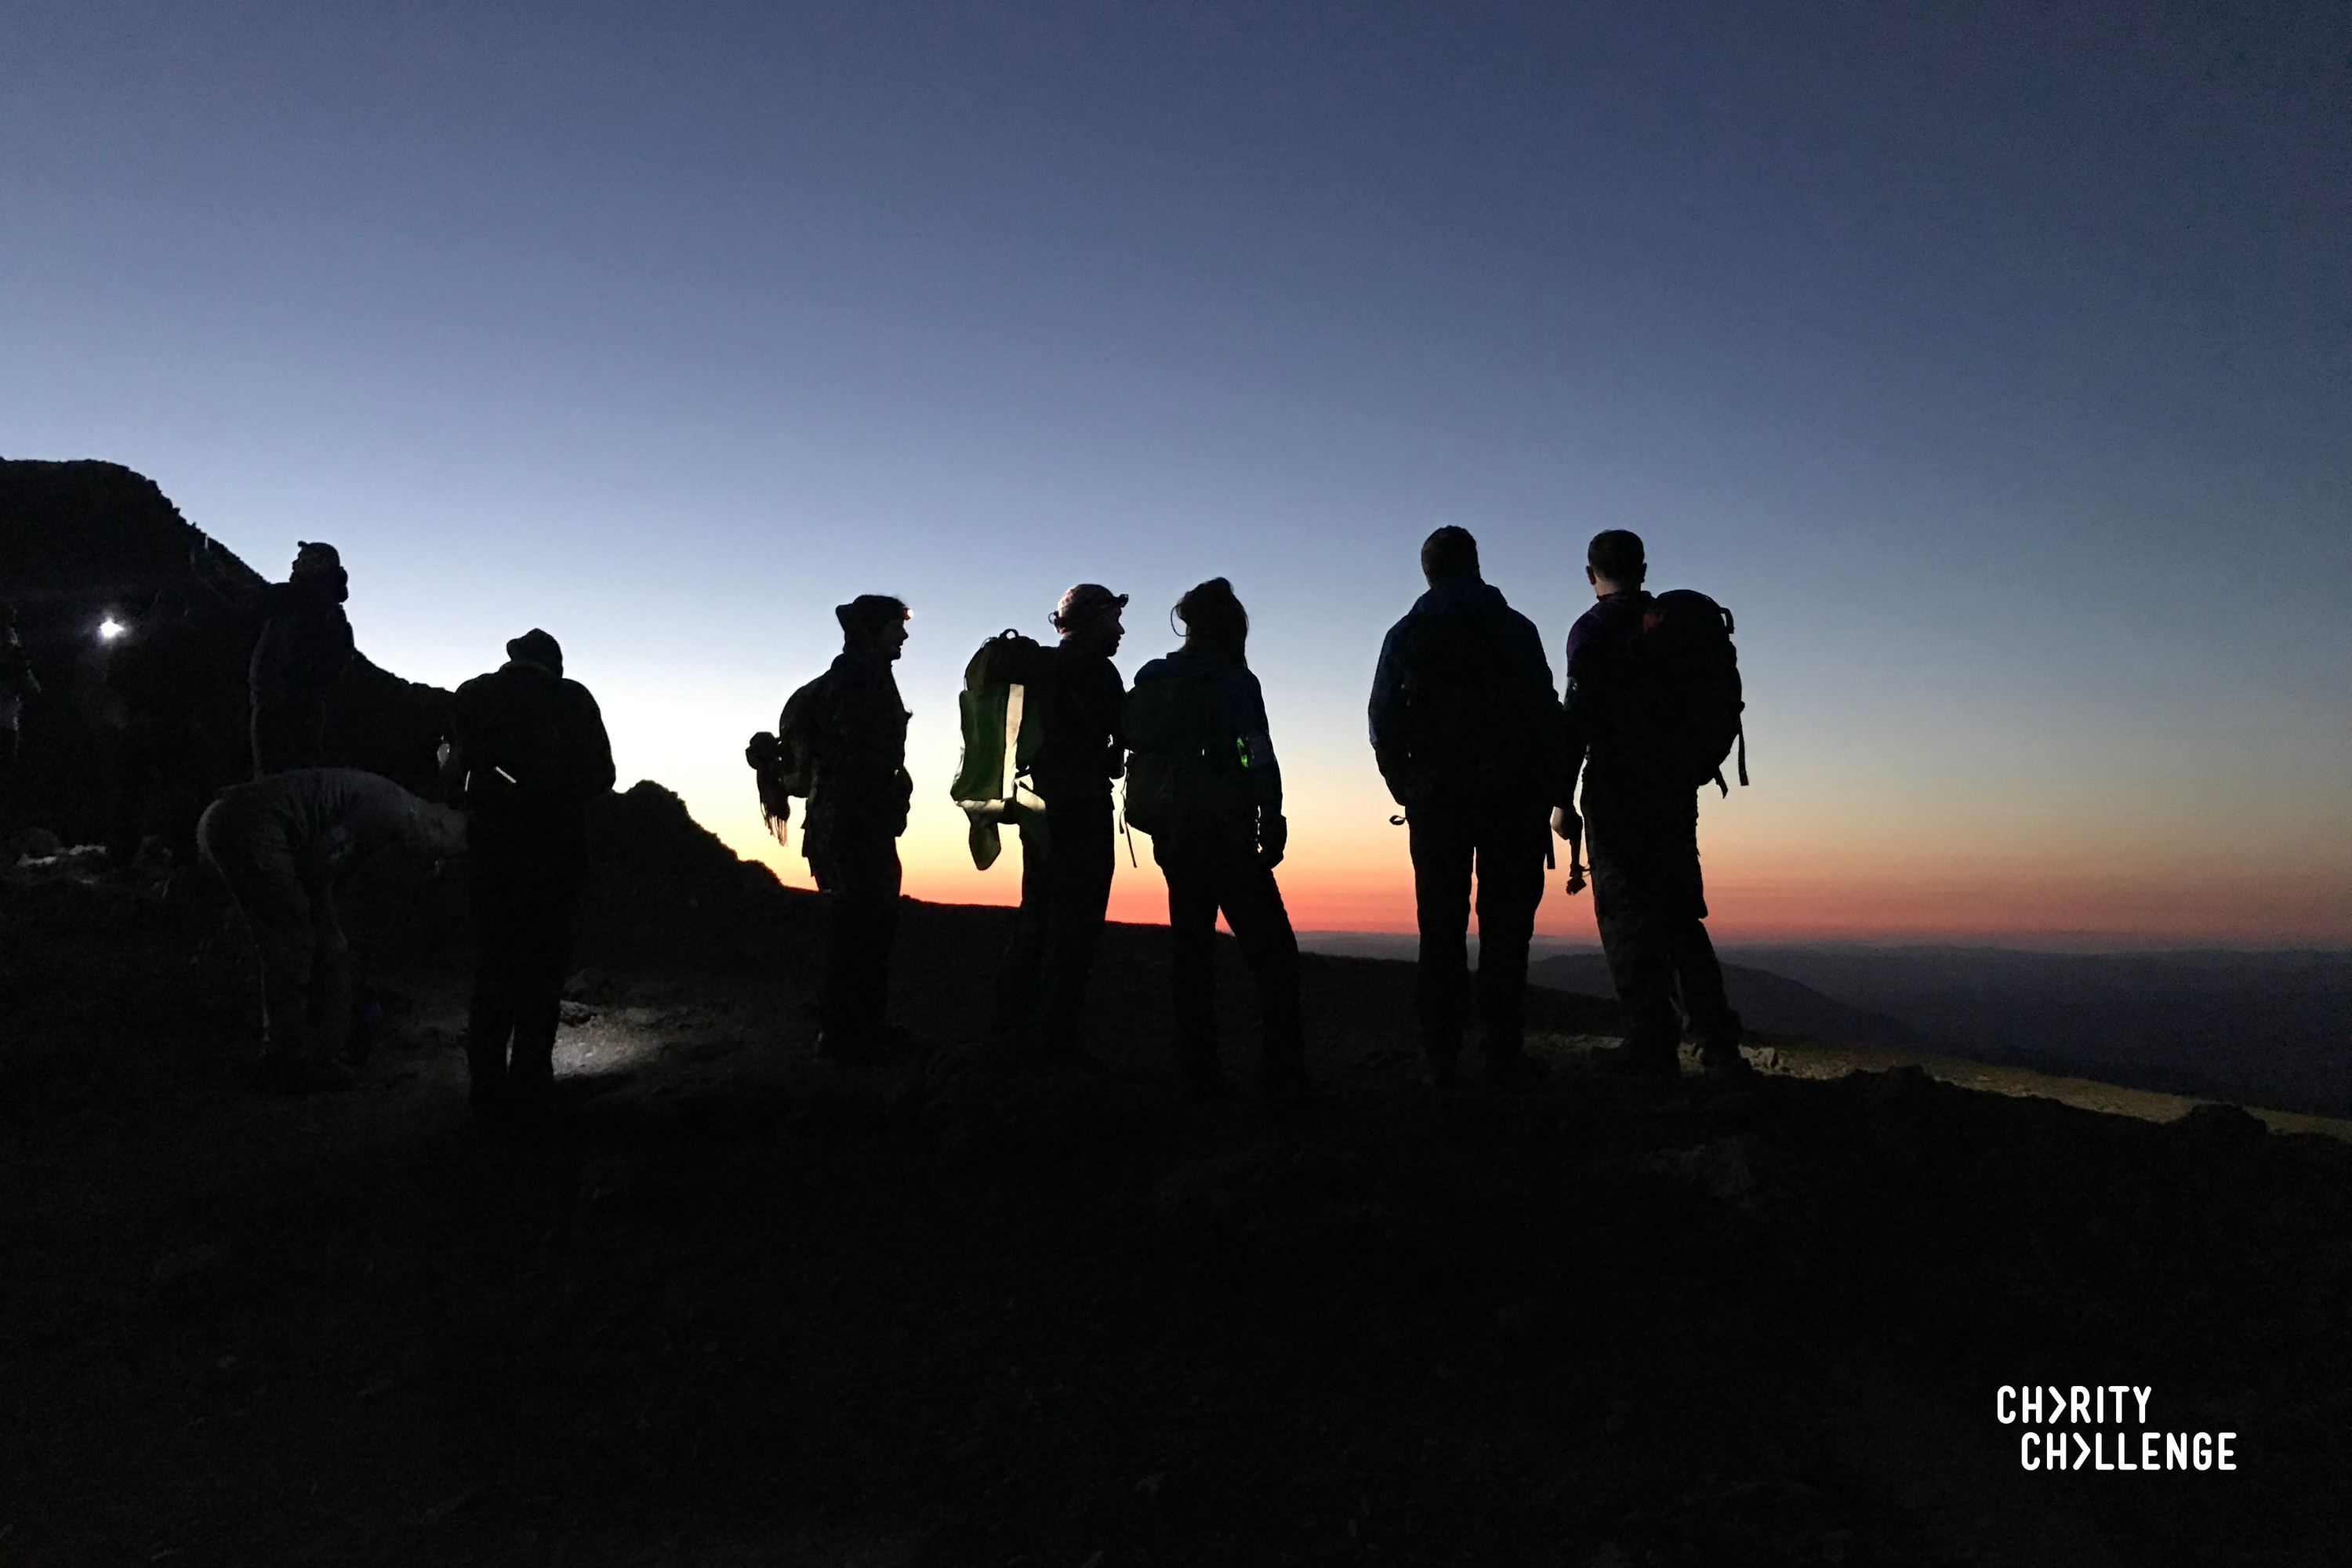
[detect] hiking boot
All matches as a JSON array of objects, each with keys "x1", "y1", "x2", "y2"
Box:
[
  {"x1": 1484, "y1": 1049, "x2": 1552, "y2": 1090},
  {"x1": 1588, "y1": 1043, "x2": 1679, "y2": 1080}
]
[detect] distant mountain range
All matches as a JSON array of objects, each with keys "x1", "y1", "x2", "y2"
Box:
[
  {"x1": 1727, "y1": 944, "x2": 2352, "y2": 1117},
  {"x1": 1295, "y1": 931, "x2": 2352, "y2": 1117},
  {"x1": 1524, "y1": 951, "x2": 1927, "y2": 1052}
]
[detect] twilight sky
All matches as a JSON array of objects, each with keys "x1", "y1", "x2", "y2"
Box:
[{"x1": 4, "y1": 0, "x2": 2346, "y2": 943}]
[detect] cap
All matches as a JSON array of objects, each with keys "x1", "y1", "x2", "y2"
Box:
[
  {"x1": 835, "y1": 594, "x2": 911, "y2": 637},
  {"x1": 506, "y1": 628, "x2": 563, "y2": 675},
  {"x1": 1050, "y1": 583, "x2": 1128, "y2": 632}
]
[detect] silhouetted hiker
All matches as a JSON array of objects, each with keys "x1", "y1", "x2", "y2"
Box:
[
  {"x1": 249, "y1": 542, "x2": 355, "y2": 777},
  {"x1": 0, "y1": 604, "x2": 38, "y2": 833},
  {"x1": 1125, "y1": 579, "x2": 1315, "y2": 1109},
  {"x1": 448, "y1": 630, "x2": 615, "y2": 1127},
  {"x1": 198, "y1": 768, "x2": 466, "y2": 1091},
  {"x1": 989, "y1": 583, "x2": 1127, "y2": 1062},
  {"x1": 782, "y1": 595, "x2": 916, "y2": 1062},
  {"x1": 1369, "y1": 527, "x2": 1563, "y2": 1088},
  {"x1": 1560, "y1": 528, "x2": 1748, "y2": 1078}
]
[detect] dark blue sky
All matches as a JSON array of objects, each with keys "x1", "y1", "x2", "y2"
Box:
[{"x1": 5, "y1": 0, "x2": 2345, "y2": 938}]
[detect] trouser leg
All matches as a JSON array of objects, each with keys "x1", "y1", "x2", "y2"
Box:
[
  {"x1": 1218, "y1": 855, "x2": 1305, "y2": 1088},
  {"x1": 205, "y1": 808, "x2": 314, "y2": 1061},
  {"x1": 1037, "y1": 800, "x2": 1114, "y2": 1045},
  {"x1": 858, "y1": 891, "x2": 899, "y2": 1036},
  {"x1": 819, "y1": 895, "x2": 863, "y2": 1037},
  {"x1": 307, "y1": 873, "x2": 354, "y2": 1066},
  {"x1": 818, "y1": 832, "x2": 902, "y2": 1039},
  {"x1": 1408, "y1": 808, "x2": 1475, "y2": 1061},
  {"x1": 1471, "y1": 803, "x2": 1548, "y2": 1058},
  {"x1": 506, "y1": 891, "x2": 575, "y2": 1105},
  {"x1": 1587, "y1": 781, "x2": 1690, "y2": 1060},
  {"x1": 1650, "y1": 798, "x2": 1740, "y2": 1051},
  {"x1": 989, "y1": 824, "x2": 1053, "y2": 1039},
  {"x1": 822, "y1": 893, "x2": 898, "y2": 1037},
  {"x1": 468, "y1": 901, "x2": 521, "y2": 1109},
  {"x1": 1672, "y1": 920, "x2": 1741, "y2": 1051},
  {"x1": 1158, "y1": 844, "x2": 1223, "y2": 1087}
]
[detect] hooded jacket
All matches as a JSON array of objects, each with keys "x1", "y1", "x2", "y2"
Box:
[{"x1": 1367, "y1": 575, "x2": 1563, "y2": 808}]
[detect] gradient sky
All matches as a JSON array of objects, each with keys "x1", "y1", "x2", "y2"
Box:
[{"x1": 5, "y1": 0, "x2": 2347, "y2": 944}]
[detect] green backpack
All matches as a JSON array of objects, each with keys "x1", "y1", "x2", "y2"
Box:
[
  {"x1": 949, "y1": 630, "x2": 1053, "y2": 869},
  {"x1": 1123, "y1": 671, "x2": 1253, "y2": 838}
]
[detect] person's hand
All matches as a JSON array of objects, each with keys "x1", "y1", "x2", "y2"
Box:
[
  {"x1": 1259, "y1": 811, "x2": 1288, "y2": 871},
  {"x1": 1551, "y1": 805, "x2": 1581, "y2": 840}
]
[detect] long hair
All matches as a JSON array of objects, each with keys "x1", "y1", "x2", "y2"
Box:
[{"x1": 1174, "y1": 577, "x2": 1248, "y2": 666}]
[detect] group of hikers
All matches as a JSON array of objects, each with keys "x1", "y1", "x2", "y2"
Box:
[
  {"x1": 753, "y1": 522, "x2": 1751, "y2": 1115},
  {"x1": 11, "y1": 522, "x2": 1751, "y2": 1127}
]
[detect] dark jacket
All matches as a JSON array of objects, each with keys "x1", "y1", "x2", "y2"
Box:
[
  {"x1": 804, "y1": 651, "x2": 912, "y2": 850},
  {"x1": 207, "y1": 766, "x2": 450, "y2": 877},
  {"x1": 1368, "y1": 575, "x2": 1563, "y2": 808},
  {"x1": 249, "y1": 580, "x2": 354, "y2": 719},
  {"x1": 451, "y1": 659, "x2": 615, "y2": 873},
  {"x1": 1563, "y1": 590, "x2": 1660, "y2": 793},
  {"x1": 1128, "y1": 645, "x2": 1283, "y2": 829},
  {"x1": 1030, "y1": 644, "x2": 1125, "y2": 808}
]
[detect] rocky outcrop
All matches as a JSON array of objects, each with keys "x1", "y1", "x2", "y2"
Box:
[{"x1": 0, "y1": 458, "x2": 450, "y2": 844}]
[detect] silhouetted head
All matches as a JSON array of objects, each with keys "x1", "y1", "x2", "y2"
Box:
[
  {"x1": 505, "y1": 628, "x2": 564, "y2": 677},
  {"x1": 290, "y1": 541, "x2": 350, "y2": 603},
  {"x1": 1174, "y1": 577, "x2": 1248, "y2": 665},
  {"x1": 1585, "y1": 529, "x2": 1646, "y2": 594},
  {"x1": 1420, "y1": 526, "x2": 1480, "y2": 586},
  {"x1": 837, "y1": 594, "x2": 911, "y2": 662},
  {"x1": 1051, "y1": 583, "x2": 1127, "y2": 658}
]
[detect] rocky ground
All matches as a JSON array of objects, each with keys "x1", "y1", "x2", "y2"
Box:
[{"x1": 2, "y1": 785, "x2": 2347, "y2": 1566}]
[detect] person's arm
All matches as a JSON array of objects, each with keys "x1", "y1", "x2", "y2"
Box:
[
  {"x1": 1098, "y1": 661, "x2": 1127, "y2": 780},
  {"x1": 571, "y1": 685, "x2": 618, "y2": 797},
  {"x1": 1367, "y1": 620, "x2": 1410, "y2": 802},
  {"x1": 1557, "y1": 619, "x2": 1595, "y2": 829},
  {"x1": 1229, "y1": 670, "x2": 1286, "y2": 866},
  {"x1": 1515, "y1": 614, "x2": 1567, "y2": 810}
]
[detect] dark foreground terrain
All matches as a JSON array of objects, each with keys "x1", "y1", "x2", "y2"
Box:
[{"x1": 3, "y1": 787, "x2": 2347, "y2": 1566}]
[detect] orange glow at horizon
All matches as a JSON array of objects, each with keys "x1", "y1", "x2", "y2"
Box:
[{"x1": 702, "y1": 795, "x2": 2352, "y2": 948}]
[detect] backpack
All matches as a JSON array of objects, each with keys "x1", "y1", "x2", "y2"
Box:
[
  {"x1": 1393, "y1": 602, "x2": 1554, "y2": 800},
  {"x1": 1628, "y1": 590, "x2": 1748, "y2": 795},
  {"x1": 744, "y1": 673, "x2": 827, "y2": 843},
  {"x1": 1122, "y1": 672, "x2": 1252, "y2": 838},
  {"x1": 949, "y1": 630, "x2": 1053, "y2": 869}
]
